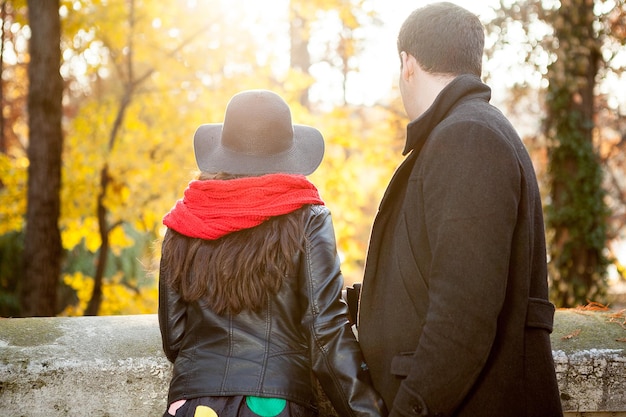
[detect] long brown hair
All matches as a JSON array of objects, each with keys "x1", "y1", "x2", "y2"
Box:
[{"x1": 160, "y1": 173, "x2": 308, "y2": 315}]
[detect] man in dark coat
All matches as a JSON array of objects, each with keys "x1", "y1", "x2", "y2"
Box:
[{"x1": 357, "y1": 3, "x2": 563, "y2": 417}]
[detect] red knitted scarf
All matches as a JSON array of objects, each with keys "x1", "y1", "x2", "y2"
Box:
[{"x1": 162, "y1": 173, "x2": 324, "y2": 240}]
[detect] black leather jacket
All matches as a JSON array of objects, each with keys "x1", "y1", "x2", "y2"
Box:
[{"x1": 159, "y1": 205, "x2": 385, "y2": 417}]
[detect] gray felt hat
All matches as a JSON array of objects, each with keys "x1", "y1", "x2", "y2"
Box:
[{"x1": 193, "y1": 90, "x2": 325, "y2": 175}]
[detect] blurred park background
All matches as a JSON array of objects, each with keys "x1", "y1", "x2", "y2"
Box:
[{"x1": 0, "y1": 0, "x2": 625, "y2": 317}]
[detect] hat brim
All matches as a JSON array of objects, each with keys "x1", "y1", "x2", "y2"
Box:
[{"x1": 193, "y1": 124, "x2": 325, "y2": 176}]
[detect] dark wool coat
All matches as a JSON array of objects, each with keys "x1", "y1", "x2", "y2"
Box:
[{"x1": 358, "y1": 75, "x2": 563, "y2": 417}]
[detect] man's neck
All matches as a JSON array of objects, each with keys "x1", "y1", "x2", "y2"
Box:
[{"x1": 413, "y1": 69, "x2": 455, "y2": 119}]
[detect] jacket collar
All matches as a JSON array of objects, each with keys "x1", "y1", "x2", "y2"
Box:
[{"x1": 402, "y1": 74, "x2": 491, "y2": 156}]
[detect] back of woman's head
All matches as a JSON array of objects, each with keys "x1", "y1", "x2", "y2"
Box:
[
  {"x1": 397, "y1": 2, "x2": 484, "y2": 77},
  {"x1": 161, "y1": 174, "x2": 309, "y2": 315}
]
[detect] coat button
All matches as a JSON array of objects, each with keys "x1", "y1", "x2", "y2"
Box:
[{"x1": 412, "y1": 404, "x2": 423, "y2": 414}]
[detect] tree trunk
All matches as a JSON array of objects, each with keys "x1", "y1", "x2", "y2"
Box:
[
  {"x1": 546, "y1": 0, "x2": 608, "y2": 307},
  {"x1": 84, "y1": 0, "x2": 136, "y2": 316},
  {"x1": 289, "y1": 1, "x2": 311, "y2": 109},
  {"x1": 1, "y1": 1, "x2": 7, "y2": 154},
  {"x1": 20, "y1": 0, "x2": 64, "y2": 316}
]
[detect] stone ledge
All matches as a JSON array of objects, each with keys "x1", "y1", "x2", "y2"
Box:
[
  {"x1": 550, "y1": 309, "x2": 626, "y2": 415},
  {"x1": 0, "y1": 315, "x2": 170, "y2": 416},
  {"x1": 0, "y1": 311, "x2": 624, "y2": 416}
]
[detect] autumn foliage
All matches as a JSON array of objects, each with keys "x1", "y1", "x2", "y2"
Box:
[
  {"x1": 0, "y1": 0, "x2": 405, "y2": 316},
  {"x1": 2, "y1": 0, "x2": 626, "y2": 315}
]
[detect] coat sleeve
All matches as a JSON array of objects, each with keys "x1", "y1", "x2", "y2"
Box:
[
  {"x1": 301, "y1": 207, "x2": 387, "y2": 417},
  {"x1": 391, "y1": 123, "x2": 522, "y2": 417},
  {"x1": 158, "y1": 230, "x2": 188, "y2": 363}
]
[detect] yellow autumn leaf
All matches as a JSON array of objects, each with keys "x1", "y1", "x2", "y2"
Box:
[
  {"x1": 61, "y1": 223, "x2": 84, "y2": 250},
  {"x1": 59, "y1": 272, "x2": 94, "y2": 316},
  {"x1": 109, "y1": 225, "x2": 135, "y2": 256},
  {"x1": 0, "y1": 154, "x2": 28, "y2": 235}
]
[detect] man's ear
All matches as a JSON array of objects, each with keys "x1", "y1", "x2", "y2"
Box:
[{"x1": 400, "y1": 51, "x2": 415, "y2": 81}]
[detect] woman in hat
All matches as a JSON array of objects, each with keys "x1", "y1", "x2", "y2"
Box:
[{"x1": 159, "y1": 90, "x2": 385, "y2": 417}]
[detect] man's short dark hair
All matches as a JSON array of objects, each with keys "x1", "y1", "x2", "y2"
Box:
[{"x1": 397, "y1": 2, "x2": 485, "y2": 77}]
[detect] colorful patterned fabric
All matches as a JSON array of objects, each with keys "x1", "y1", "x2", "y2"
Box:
[{"x1": 164, "y1": 396, "x2": 314, "y2": 417}]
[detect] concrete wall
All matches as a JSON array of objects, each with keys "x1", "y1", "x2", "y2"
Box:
[
  {"x1": 0, "y1": 311, "x2": 625, "y2": 416},
  {"x1": 0, "y1": 315, "x2": 169, "y2": 416},
  {"x1": 551, "y1": 309, "x2": 626, "y2": 416}
]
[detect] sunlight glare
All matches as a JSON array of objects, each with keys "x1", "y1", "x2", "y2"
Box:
[{"x1": 347, "y1": 0, "x2": 502, "y2": 105}]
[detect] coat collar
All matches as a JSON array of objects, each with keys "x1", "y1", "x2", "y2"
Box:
[{"x1": 402, "y1": 74, "x2": 492, "y2": 156}]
